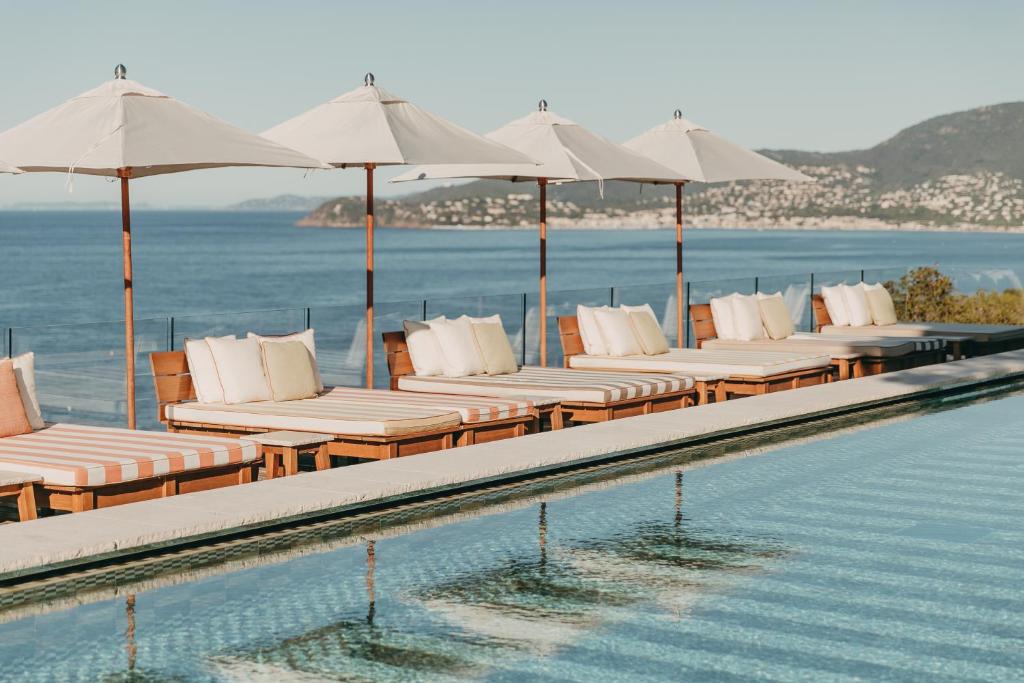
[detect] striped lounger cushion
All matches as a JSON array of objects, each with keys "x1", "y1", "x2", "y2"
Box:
[
  {"x1": 821, "y1": 323, "x2": 1024, "y2": 344},
  {"x1": 791, "y1": 332, "x2": 946, "y2": 353},
  {"x1": 317, "y1": 387, "x2": 543, "y2": 424},
  {"x1": 0, "y1": 424, "x2": 258, "y2": 487},
  {"x1": 568, "y1": 348, "x2": 831, "y2": 378},
  {"x1": 165, "y1": 391, "x2": 464, "y2": 437},
  {"x1": 397, "y1": 367, "x2": 693, "y2": 404},
  {"x1": 703, "y1": 336, "x2": 921, "y2": 358}
]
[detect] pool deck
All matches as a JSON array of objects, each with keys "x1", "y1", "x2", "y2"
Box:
[{"x1": 2, "y1": 350, "x2": 1023, "y2": 583}]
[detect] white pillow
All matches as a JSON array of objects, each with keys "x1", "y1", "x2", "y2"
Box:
[
  {"x1": 593, "y1": 308, "x2": 644, "y2": 356},
  {"x1": 862, "y1": 282, "x2": 898, "y2": 326},
  {"x1": 841, "y1": 284, "x2": 873, "y2": 326},
  {"x1": 428, "y1": 316, "x2": 487, "y2": 377},
  {"x1": 184, "y1": 336, "x2": 234, "y2": 404},
  {"x1": 205, "y1": 336, "x2": 273, "y2": 404},
  {"x1": 404, "y1": 317, "x2": 447, "y2": 377},
  {"x1": 248, "y1": 329, "x2": 323, "y2": 393},
  {"x1": 10, "y1": 352, "x2": 44, "y2": 430},
  {"x1": 576, "y1": 305, "x2": 611, "y2": 355},
  {"x1": 472, "y1": 318, "x2": 519, "y2": 375},
  {"x1": 709, "y1": 294, "x2": 738, "y2": 340},
  {"x1": 756, "y1": 292, "x2": 795, "y2": 340},
  {"x1": 820, "y1": 284, "x2": 850, "y2": 326},
  {"x1": 730, "y1": 294, "x2": 766, "y2": 341},
  {"x1": 621, "y1": 304, "x2": 670, "y2": 354}
]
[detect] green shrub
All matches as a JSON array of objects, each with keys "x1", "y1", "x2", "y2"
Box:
[{"x1": 886, "y1": 267, "x2": 1023, "y2": 324}]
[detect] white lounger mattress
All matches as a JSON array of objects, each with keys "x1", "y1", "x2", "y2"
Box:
[
  {"x1": 165, "y1": 391, "x2": 463, "y2": 437},
  {"x1": 703, "y1": 334, "x2": 934, "y2": 358},
  {"x1": 397, "y1": 367, "x2": 692, "y2": 404},
  {"x1": 821, "y1": 323, "x2": 1024, "y2": 344},
  {"x1": 568, "y1": 348, "x2": 831, "y2": 378}
]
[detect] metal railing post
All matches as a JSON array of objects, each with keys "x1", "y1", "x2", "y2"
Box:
[
  {"x1": 421, "y1": 299, "x2": 427, "y2": 322},
  {"x1": 684, "y1": 281, "x2": 692, "y2": 348},
  {"x1": 521, "y1": 292, "x2": 528, "y2": 366},
  {"x1": 168, "y1": 317, "x2": 174, "y2": 350},
  {"x1": 609, "y1": 286, "x2": 615, "y2": 307},
  {"x1": 860, "y1": 269, "x2": 865, "y2": 283},
  {"x1": 4, "y1": 327, "x2": 10, "y2": 357},
  {"x1": 304, "y1": 307, "x2": 311, "y2": 331},
  {"x1": 753, "y1": 276, "x2": 759, "y2": 294},
  {"x1": 808, "y1": 273, "x2": 815, "y2": 332}
]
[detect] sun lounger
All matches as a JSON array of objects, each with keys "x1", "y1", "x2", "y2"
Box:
[
  {"x1": 690, "y1": 303, "x2": 946, "y2": 380},
  {"x1": 151, "y1": 351, "x2": 541, "y2": 460},
  {"x1": 383, "y1": 331, "x2": 696, "y2": 425},
  {"x1": 558, "y1": 314, "x2": 832, "y2": 399},
  {"x1": 811, "y1": 293, "x2": 1024, "y2": 357},
  {"x1": 0, "y1": 423, "x2": 259, "y2": 514}
]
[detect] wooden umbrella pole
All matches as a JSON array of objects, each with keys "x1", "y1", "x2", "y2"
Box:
[
  {"x1": 538, "y1": 178, "x2": 548, "y2": 367},
  {"x1": 120, "y1": 172, "x2": 136, "y2": 429},
  {"x1": 675, "y1": 182, "x2": 685, "y2": 347},
  {"x1": 365, "y1": 164, "x2": 375, "y2": 389}
]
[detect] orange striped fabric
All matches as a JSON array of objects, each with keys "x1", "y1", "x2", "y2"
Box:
[
  {"x1": 0, "y1": 424, "x2": 258, "y2": 487},
  {"x1": 318, "y1": 387, "x2": 543, "y2": 424}
]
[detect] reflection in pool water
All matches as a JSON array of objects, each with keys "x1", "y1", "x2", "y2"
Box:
[{"x1": 1, "y1": 393, "x2": 1023, "y2": 681}]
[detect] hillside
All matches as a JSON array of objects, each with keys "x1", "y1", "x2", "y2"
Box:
[{"x1": 298, "y1": 102, "x2": 1024, "y2": 231}]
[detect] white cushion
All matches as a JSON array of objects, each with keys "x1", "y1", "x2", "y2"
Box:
[
  {"x1": 576, "y1": 305, "x2": 612, "y2": 355},
  {"x1": 472, "y1": 317, "x2": 519, "y2": 375},
  {"x1": 841, "y1": 284, "x2": 873, "y2": 326},
  {"x1": 756, "y1": 292, "x2": 795, "y2": 340},
  {"x1": 403, "y1": 317, "x2": 447, "y2": 377},
  {"x1": 621, "y1": 304, "x2": 669, "y2": 355},
  {"x1": 593, "y1": 308, "x2": 644, "y2": 356},
  {"x1": 730, "y1": 294, "x2": 766, "y2": 341},
  {"x1": 428, "y1": 316, "x2": 487, "y2": 377},
  {"x1": 205, "y1": 336, "x2": 273, "y2": 404},
  {"x1": 820, "y1": 284, "x2": 850, "y2": 326},
  {"x1": 184, "y1": 336, "x2": 234, "y2": 404},
  {"x1": 260, "y1": 341, "x2": 319, "y2": 401},
  {"x1": 709, "y1": 294, "x2": 738, "y2": 340},
  {"x1": 9, "y1": 352, "x2": 44, "y2": 430},
  {"x1": 248, "y1": 329, "x2": 323, "y2": 392},
  {"x1": 863, "y1": 282, "x2": 898, "y2": 326}
]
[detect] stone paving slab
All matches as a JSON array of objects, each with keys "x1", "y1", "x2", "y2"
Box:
[{"x1": 1, "y1": 350, "x2": 1022, "y2": 581}]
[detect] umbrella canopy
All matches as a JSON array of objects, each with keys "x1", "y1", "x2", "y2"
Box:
[
  {"x1": 393, "y1": 101, "x2": 685, "y2": 365},
  {"x1": 263, "y1": 74, "x2": 534, "y2": 388},
  {"x1": 623, "y1": 111, "x2": 811, "y2": 183},
  {"x1": 0, "y1": 65, "x2": 329, "y2": 429},
  {"x1": 0, "y1": 72, "x2": 327, "y2": 176},
  {"x1": 0, "y1": 160, "x2": 22, "y2": 174},
  {"x1": 624, "y1": 111, "x2": 812, "y2": 345}
]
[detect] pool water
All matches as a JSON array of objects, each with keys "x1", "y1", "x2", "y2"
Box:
[{"x1": 1, "y1": 393, "x2": 1022, "y2": 681}]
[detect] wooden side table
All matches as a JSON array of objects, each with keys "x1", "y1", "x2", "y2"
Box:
[
  {"x1": 692, "y1": 375, "x2": 728, "y2": 405},
  {"x1": 0, "y1": 471, "x2": 41, "y2": 521},
  {"x1": 249, "y1": 431, "x2": 332, "y2": 479}
]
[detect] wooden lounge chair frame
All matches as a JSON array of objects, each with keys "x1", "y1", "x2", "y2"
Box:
[
  {"x1": 558, "y1": 315, "x2": 829, "y2": 399},
  {"x1": 0, "y1": 474, "x2": 39, "y2": 521},
  {"x1": 150, "y1": 351, "x2": 536, "y2": 463},
  {"x1": 809, "y1": 294, "x2": 1014, "y2": 359},
  {"x1": 383, "y1": 331, "x2": 697, "y2": 426},
  {"x1": 690, "y1": 304, "x2": 943, "y2": 381}
]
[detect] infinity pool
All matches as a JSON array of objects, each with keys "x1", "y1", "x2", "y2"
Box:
[{"x1": 1, "y1": 392, "x2": 1022, "y2": 681}]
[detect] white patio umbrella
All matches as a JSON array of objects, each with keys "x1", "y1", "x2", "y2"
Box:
[
  {"x1": 262, "y1": 74, "x2": 534, "y2": 388},
  {"x1": 0, "y1": 65, "x2": 329, "y2": 429},
  {"x1": 624, "y1": 111, "x2": 812, "y2": 344},
  {"x1": 0, "y1": 160, "x2": 22, "y2": 174},
  {"x1": 393, "y1": 101, "x2": 684, "y2": 365}
]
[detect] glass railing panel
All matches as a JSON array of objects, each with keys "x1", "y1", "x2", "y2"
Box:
[
  {"x1": 684, "y1": 276, "x2": 757, "y2": 347},
  {"x1": 170, "y1": 308, "x2": 307, "y2": 350},
  {"x1": 10, "y1": 317, "x2": 169, "y2": 430}
]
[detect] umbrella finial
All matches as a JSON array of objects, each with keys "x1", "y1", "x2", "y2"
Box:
[
  {"x1": 364, "y1": 72, "x2": 375, "y2": 86},
  {"x1": 538, "y1": 99, "x2": 548, "y2": 112},
  {"x1": 114, "y1": 64, "x2": 127, "y2": 80},
  {"x1": 673, "y1": 109, "x2": 683, "y2": 120}
]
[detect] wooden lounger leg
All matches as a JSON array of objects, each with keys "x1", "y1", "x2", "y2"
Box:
[
  {"x1": 853, "y1": 359, "x2": 865, "y2": 379},
  {"x1": 315, "y1": 444, "x2": 331, "y2": 471},
  {"x1": 550, "y1": 406, "x2": 565, "y2": 430},
  {"x1": 264, "y1": 450, "x2": 281, "y2": 480},
  {"x1": 161, "y1": 479, "x2": 178, "y2": 497},
  {"x1": 457, "y1": 430, "x2": 475, "y2": 447},
  {"x1": 17, "y1": 484, "x2": 37, "y2": 522},
  {"x1": 695, "y1": 381, "x2": 709, "y2": 406},
  {"x1": 283, "y1": 447, "x2": 299, "y2": 476},
  {"x1": 71, "y1": 491, "x2": 95, "y2": 513},
  {"x1": 715, "y1": 381, "x2": 727, "y2": 403}
]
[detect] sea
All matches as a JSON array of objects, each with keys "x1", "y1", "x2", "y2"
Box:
[{"x1": 2, "y1": 210, "x2": 1022, "y2": 330}]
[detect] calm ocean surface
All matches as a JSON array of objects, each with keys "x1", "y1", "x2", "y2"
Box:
[{"x1": 1, "y1": 210, "x2": 1022, "y2": 329}]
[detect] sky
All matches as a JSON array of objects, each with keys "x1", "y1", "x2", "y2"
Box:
[{"x1": 0, "y1": 0, "x2": 1021, "y2": 208}]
